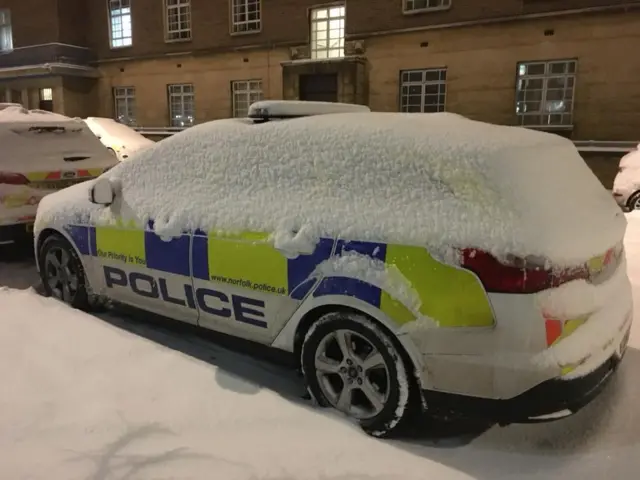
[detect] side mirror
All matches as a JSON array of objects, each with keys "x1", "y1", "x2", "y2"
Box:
[{"x1": 89, "y1": 177, "x2": 115, "y2": 205}]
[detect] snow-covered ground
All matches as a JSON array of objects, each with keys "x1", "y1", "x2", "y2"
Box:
[{"x1": 1, "y1": 216, "x2": 640, "y2": 480}]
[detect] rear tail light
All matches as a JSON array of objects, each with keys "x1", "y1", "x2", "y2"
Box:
[
  {"x1": 460, "y1": 249, "x2": 589, "y2": 294},
  {"x1": 0, "y1": 172, "x2": 30, "y2": 185}
]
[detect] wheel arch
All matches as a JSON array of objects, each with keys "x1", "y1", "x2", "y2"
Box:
[{"x1": 35, "y1": 227, "x2": 87, "y2": 274}]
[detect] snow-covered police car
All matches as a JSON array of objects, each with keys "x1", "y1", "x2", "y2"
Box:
[{"x1": 33, "y1": 101, "x2": 632, "y2": 437}]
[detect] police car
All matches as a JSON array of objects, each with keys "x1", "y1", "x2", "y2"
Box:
[
  {"x1": 0, "y1": 105, "x2": 116, "y2": 245},
  {"x1": 33, "y1": 101, "x2": 632, "y2": 437}
]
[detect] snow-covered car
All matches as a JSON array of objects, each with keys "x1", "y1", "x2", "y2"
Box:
[
  {"x1": 83, "y1": 117, "x2": 154, "y2": 161},
  {"x1": 0, "y1": 105, "x2": 117, "y2": 246},
  {"x1": 612, "y1": 145, "x2": 640, "y2": 210},
  {"x1": 33, "y1": 101, "x2": 632, "y2": 438}
]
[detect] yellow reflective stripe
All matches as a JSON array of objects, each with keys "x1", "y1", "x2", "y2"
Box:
[
  {"x1": 381, "y1": 244, "x2": 494, "y2": 327},
  {"x1": 24, "y1": 171, "x2": 54, "y2": 182},
  {"x1": 379, "y1": 292, "x2": 415, "y2": 325},
  {"x1": 95, "y1": 225, "x2": 146, "y2": 266},
  {"x1": 207, "y1": 231, "x2": 288, "y2": 295},
  {"x1": 87, "y1": 168, "x2": 105, "y2": 177}
]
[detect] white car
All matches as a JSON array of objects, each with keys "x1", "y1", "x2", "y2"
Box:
[
  {"x1": 612, "y1": 145, "x2": 640, "y2": 210},
  {"x1": 0, "y1": 105, "x2": 117, "y2": 245},
  {"x1": 34, "y1": 101, "x2": 631, "y2": 437},
  {"x1": 83, "y1": 117, "x2": 154, "y2": 161}
]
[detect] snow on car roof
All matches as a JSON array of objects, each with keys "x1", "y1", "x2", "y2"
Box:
[
  {"x1": 37, "y1": 111, "x2": 624, "y2": 265},
  {"x1": 248, "y1": 100, "x2": 371, "y2": 119},
  {"x1": 0, "y1": 105, "x2": 73, "y2": 123}
]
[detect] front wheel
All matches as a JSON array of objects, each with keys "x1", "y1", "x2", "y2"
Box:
[
  {"x1": 301, "y1": 311, "x2": 419, "y2": 437},
  {"x1": 628, "y1": 191, "x2": 640, "y2": 210},
  {"x1": 38, "y1": 234, "x2": 91, "y2": 310}
]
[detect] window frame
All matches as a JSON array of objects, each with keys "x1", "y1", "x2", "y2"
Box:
[
  {"x1": 403, "y1": 0, "x2": 452, "y2": 15},
  {"x1": 167, "y1": 83, "x2": 195, "y2": 127},
  {"x1": 0, "y1": 8, "x2": 13, "y2": 52},
  {"x1": 113, "y1": 86, "x2": 137, "y2": 126},
  {"x1": 398, "y1": 67, "x2": 447, "y2": 113},
  {"x1": 515, "y1": 59, "x2": 577, "y2": 129},
  {"x1": 164, "y1": 0, "x2": 192, "y2": 43},
  {"x1": 230, "y1": 0, "x2": 261, "y2": 35},
  {"x1": 108, "y1": 0, "x2": 133, "y2": 49},
  {"x1": 309, "y1": 3, "x2": 346, "y2": 60},
  {"x1": 231, "y1": 79, "x2": 263, "y2": 118}
]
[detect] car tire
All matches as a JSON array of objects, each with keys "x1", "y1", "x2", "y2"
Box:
[
  {"x1": 38, "y1": 233, "x2": 91, "y2": 311},
  {"x1": 627, "y1": 191, "x2": 640, "y2": 211},
  {"x1": 301, "y1": 311, "x2": 419, "y2": 438}
]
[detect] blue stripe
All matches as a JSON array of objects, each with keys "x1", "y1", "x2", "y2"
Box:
[
  {"x1": 313, "y1": 276, "x2": 382, "y2": 307},
  {"x1": 192, "y1": 233, "x2": 209, "y2": 280},
  {"x1": 290, "y1": 277, "x2": 318, "y2": 301},
  {"x1": 89, "y1": 226, "x2": 97, "y2": 256},
  {"x1": 287, "y1": 237, "x2": 334, "y2": 298},
  {"x1": 64, "y1": 225, "x2": 91, "y2": 256},
  {"x1": 144, "y1": 220, "x2": 191, "y2": 276}
]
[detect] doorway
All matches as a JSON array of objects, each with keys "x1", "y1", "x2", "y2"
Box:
[{"x1": 39, "y1": 88, "x2": 53, "y2": 111}]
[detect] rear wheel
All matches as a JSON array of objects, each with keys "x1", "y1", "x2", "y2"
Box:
[
  {"x1": 38, "y1": 234, "x2": 91, "y2": 310},
  {"x1": 301, "y1": 311, "x2": 419, "y2": 437}
]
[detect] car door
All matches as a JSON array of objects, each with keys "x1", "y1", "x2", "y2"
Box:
[
  {"x1": 191, "y1": 229, "x2": 335, "y2": 344},
  {"x1": 89, "y1": 218, "x2": 198, "y2": 325}
]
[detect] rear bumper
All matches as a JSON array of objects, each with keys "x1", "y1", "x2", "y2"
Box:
[{"x1": 422, "y1": 343, "x2": 626, "y2": 424}]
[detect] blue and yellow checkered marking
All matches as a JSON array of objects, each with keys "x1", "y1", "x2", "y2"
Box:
[
  {"x1": 192, "y1": 230, "x2": 334, "y2": 299},
  {"x1": 62, "y1": 221, "x2": 495, "y2": 328}
]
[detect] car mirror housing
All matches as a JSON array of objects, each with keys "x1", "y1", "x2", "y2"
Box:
[{"x1": 89, "y1": 177, "x2": 116, "y2": 206}]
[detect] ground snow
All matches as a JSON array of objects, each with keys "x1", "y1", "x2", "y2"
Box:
[
  {"x1": 37, "y1": 113, "x2": 623, "y2": 266},
  {"x1": 0, "y1": 288, "x2": 468, "y2": 480}
]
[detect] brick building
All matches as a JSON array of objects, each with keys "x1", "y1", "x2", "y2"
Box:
[{"x1": 1, "y1": 0, "x2": 640, "y2": 143}]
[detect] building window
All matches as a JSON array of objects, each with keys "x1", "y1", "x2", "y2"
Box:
[
  {"x1": 108, "y1": 0, "x2": 133, "y2": 48},
  {"x1": 403, "y1": 0, "x2": 451, "y2": 13},
  {"x1": 231, "y1": 0, "x2": 260, "y2": 34},
  {"x1": 399, "y1": 68, "x2": 447, "y2": 113},
  {"x1": 231, "y1": 80, "x2": 263, "y2": 118},
  {"x1": 310, "y1": 4, "x2": 345, "y2": 59},
  {"x1": 168, "y1": 84, "x2": 194, "y2": 127},
  {"x1": 516, "y1": 60, "x2": 576, "y2": 128},
  {"x1": 113, "y1": 87, "x2": 136, "y2": 125},
  {"x1": 165, "y1": 0, "x2": 191, "y2": 41},
  {"x1": 0, "y1": 9, "x2": 13, "y2": 52}
]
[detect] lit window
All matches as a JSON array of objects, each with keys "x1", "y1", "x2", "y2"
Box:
[
  {"x1": 231, "y1": 0, "x2": 260, "y2": 34},
  {"x1": 399, "y1": 68, "x2": 447, "y2": 113},
  {"x1": 403, "y1": 0, "x2": 451, "y2": 13},
  {"x1": 0, "y1": 9, "x2": 13, "y2": 52},
  {"x1": 166, "y1": 0, "x2": 191, "y2": 41},
  {"x1": 168, "y1": 84, "x2": 194, "y2": 127},
  {"x1": 310, "y1": 5, "x2": 345, "y2": 60},
  {"x1": 113, "y1": 87, "x2": 136, "y2": 126},
  {"x1": 108, "y1": 0, "x2": 132, "y2": 48},
  {"x1": 516, "y1": 59, "x2": 577, "y2": 128},
  {"x1": 231, "y1": 80, "x2": 263, "y2": 117},
  {"x1": 40, "y1": 88, "x2": 53, "y2": 101}
]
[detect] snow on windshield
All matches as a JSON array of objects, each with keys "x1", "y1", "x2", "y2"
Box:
[
  {"x1": 38, "y1": 112, "x2": 623, "y2": 265},
  {"x1": 85, "y1": 118, "x2": 153, "y2": 146}
]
